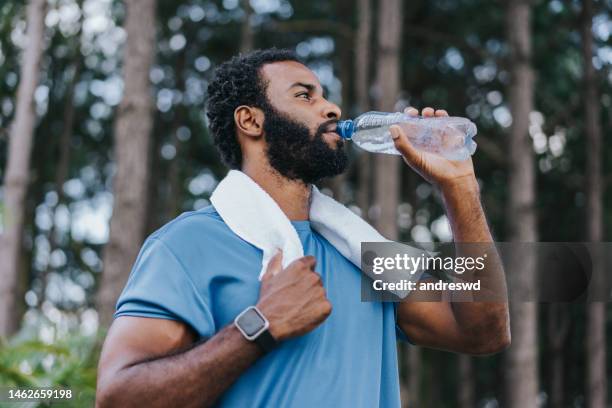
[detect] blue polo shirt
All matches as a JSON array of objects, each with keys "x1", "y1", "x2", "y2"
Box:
[{"x1": 115, "y1": 205, "x2": 405, "y2": 407}]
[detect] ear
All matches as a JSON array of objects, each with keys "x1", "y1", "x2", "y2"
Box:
[{"x1": 234, "y1": 105, "x2": 264, "y2": 138}]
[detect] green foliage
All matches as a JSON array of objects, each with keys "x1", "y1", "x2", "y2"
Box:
[{"x1": 0, "y1": 331, "x2": 102, "y2": 407}]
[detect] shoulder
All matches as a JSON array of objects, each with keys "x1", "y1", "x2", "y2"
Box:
[
  {"x1": 151, "y1": 205, "x2": 226, "y2": 241},
  {"x1": 146, "y1": 205, "x2": 258, "y2": 260}
]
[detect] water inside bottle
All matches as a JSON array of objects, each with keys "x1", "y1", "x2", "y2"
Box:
[{"x1": 351, "y1": 121, "x2": 468, "y2": 156}]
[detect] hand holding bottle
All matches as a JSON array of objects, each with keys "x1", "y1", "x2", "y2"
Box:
[{"x1": 390, "y1": 107, "x2": 477, "y2": 190}]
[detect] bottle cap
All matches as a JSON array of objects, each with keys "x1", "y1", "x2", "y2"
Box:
[{"x1": 335, "y1": 120, "x2": 354, "y2": 139}]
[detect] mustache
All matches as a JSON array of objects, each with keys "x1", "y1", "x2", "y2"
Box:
[{"x1": 315, "y1": 119, "x2": 339, "y2": 137}]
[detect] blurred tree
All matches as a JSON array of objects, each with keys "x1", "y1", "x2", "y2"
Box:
[
  {"x1": 0, "y1": 0, "x2": 47, "y2": 337},
  {"x1": 39, "y1": 1, "x2": 83, "y2": 308},
  {"x1": 162, "y1": 49, "x2": 188, "y2": 223},
  {"x1": 240, "y1": 0, "x2": 254, "y2": 53},
  {"x1": 548, "y1": 303, "x2": 570, "y2": 408},
  {"x1": 355, "y1": 0, "x2": 373, "y2": 219},
  {"x1": 503, "y1": 0, "x2": 539, "y2": 407},
  {"x1": 97, "y1": 0, "x2": 157, "y2": 327},
  {"x1": 320, "y1": 0, "x2": 352, "y2": 203},
  {"x1": 371, "y1": 2, "x2": 418, "y2": 407},
  {"x1": 457, "y1": 354, "x2": 475, "y2": 408},
  {"x1": 404, "y1": 345, "x2": 421, "y2": 408},
  {"x1": 581, "y1": 0, "x2": 607, "y2": 406},
  {"x1": 372, "y1": 0, "x2": 401, "y2": 240}
]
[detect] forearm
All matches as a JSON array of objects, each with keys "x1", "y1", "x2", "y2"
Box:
[
  {"x1": 440, "y1": 176, "x2": 491, "y2": 243},
  {"x1": 440, "y1": 177, "x2": 510, "y2": 351},
  {"x1": 97, "y1": 324, "x2": 263, "y2": 408}
]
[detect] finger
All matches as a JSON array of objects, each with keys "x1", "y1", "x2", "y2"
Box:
[
  {"x1": 390, "y1": 125, "x2": 423, "y2": 167},
  {"x1": 289, "y1": 255, "x2": 316, "y2": 270},
  {"x1": 404, "y1": 107, "x2": 419, "y2": 117},
  {"x1": 265, "y1": 249, "x2": 283, "y2": 277},
  {"x1": 301, "y1": 255, "x2": 317, "y2": 269},
  {"x1": 422, "y1": 107, "x2": 435, "y2": 117},
  {"x1": 435, "y1": 109, "x2": 448, "y2": 117}
]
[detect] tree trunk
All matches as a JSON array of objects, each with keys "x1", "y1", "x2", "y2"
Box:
[
  {"x1": 581, "y1": 0, "x2": 606, "y2": 407},
  {"x1": 424, "y1": 352, "x2": 443, "y2": 408},
  {"x1": 402, "y1": 346, "x2": 421, "y2": 408},
  {"x1": 457, "y1": 354, "x2": 475, "y2": 408},
  {"x1": 40, "y1": 10, "x2": 83, "y2": 303},
  {"x1": 40, "y1": 58, "x2": 81, "y2": 305},
  {"x1": 586, "y1": 304, "x2": 606, "y2": 408},
  {"x1": 504, "y1": 1, "x2": 539, "y2": 407},
  {"x1": 371, "y1": 2, "x2": 417, "y2": 407},
  {"x1": 321, "y1": 0, "x2": 353, "y2": 203},
  {"x1": 164, "y1": 51, "x2": 187, "y2": 222},
  {"x1": 144, "y1": 116, "x2": 162, "y2": 235},
  {"x1": 240, "y1": 0, "x2": 254, "y2": 53},
  {"x1": 548, "y1": 303, "x2": 569, "y2": 408},
  {"x1": 97, "y1": 0, "x2": 157, "y2": 328},
  {"x1": 373, "y1": 0, "x2": 401, "y2": 240},
  {"x1": 355, "y1": 0, "x2": 372, "y2": 219},
  {"x1": 164, "y1": 128, "x2": 184, "y2": 221},
  {"x1": 0, "y1": 0, "x2": 47, "y2": 337}
]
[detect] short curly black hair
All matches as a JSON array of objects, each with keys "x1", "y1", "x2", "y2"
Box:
[{"x1": 206, "y1": 48, "x2": 301, "y2": 169}]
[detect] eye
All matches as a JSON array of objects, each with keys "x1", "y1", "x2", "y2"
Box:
[{"x1": 296, "y1": 92, "x2": 312, "y2": 101}]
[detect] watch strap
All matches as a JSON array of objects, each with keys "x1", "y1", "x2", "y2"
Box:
[{"x1": 254, "y1": 328, "x2": 277, "y2": 353}]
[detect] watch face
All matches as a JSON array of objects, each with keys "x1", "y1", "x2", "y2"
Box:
[{"x1": 237, "y1": 308, "x2": 266, "y2": 337}]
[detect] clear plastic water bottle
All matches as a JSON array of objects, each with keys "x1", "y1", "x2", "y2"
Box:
[{"x1": 336, "y1": 111, "x2": 478, "y2": 161}]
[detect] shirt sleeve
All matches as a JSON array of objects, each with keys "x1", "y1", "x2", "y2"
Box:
[{"x1": 114, "y1": 237, "x2": 216, "y2": 339}]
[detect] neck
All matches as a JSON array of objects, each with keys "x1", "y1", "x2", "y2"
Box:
[{"x1": 242, "y1": 163, "x2": 312, "y2": 221}]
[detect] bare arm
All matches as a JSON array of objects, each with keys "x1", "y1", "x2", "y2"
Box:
[
  {"x1": 96, "y1": 317, "x2": 262, "y2": 408},
  {"x1": 96, "y1": 253, "x2": 332, "y2": 407},
  {"x1": 391, "y1": 107, "x2": 510, "y2": 355},
  {"x1": 398, "y1": 177, "x2": 510, "y2": 355}
]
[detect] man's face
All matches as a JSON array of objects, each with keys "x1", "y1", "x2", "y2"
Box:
[{"x1": 259, "y1": 61, "x2": 347, "y2": 184}]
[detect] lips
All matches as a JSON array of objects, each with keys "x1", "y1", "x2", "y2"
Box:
[
  {"x1": 316, "y1": 121, "x2": 339, "y2": 139},
  {"x1": 318, "y1": 121, "x2": 338, "y2": 135}
]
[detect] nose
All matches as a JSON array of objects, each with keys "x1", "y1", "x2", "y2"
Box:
[{"x1": 322, "y1": 99, "x2": 341, "y2": 120}]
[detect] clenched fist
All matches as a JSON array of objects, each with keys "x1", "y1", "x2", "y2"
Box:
[{"x1": 256, "y1": 251, "x2": 332, "y2": 341}]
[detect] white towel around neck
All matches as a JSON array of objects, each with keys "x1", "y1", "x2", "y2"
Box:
[{"x1": 210, "y1": 170, "x2": 424, "y2": 297}]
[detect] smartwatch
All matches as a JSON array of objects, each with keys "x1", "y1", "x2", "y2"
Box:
[{"x1": 234, "y1": 306, "x2": 278, "y2": 352}]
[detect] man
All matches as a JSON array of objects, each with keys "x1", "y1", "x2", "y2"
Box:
[{"x1": 96, "y1": 49, "x2": 510, "y2": 408}]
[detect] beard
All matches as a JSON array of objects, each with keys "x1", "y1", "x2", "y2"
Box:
[{"x1": 262, "y1": 103, "x2": 348, "y2": 184}]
